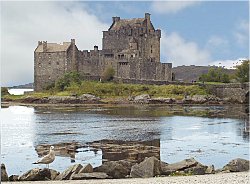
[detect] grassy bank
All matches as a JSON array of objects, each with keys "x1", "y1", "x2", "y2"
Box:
[{"x1": 2, "y1": 81, "x2": 208, "y2": 101}]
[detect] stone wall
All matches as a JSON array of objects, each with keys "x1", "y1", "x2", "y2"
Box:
[
  {"x1": 206, "y1": 83, "x2": 249, "y2": 103},
  {"x1": 34, "y1": 51, "x2": 67, "y2": 91}
]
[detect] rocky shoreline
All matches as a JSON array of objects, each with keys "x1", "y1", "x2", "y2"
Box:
[
  {"x1": 1, "y1": 157, "x2": 249, "y2": 182},
  {"x1": 2, "y1": 93, "x2": 247, "y2": 106}
]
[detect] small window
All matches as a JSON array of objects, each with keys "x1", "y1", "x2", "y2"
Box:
[
  {"x1": 131, "y1": 55, "x2": 133, "y2": 58},
  {"x1": 57, "y1": 62, "x2": 59, "y2": 65}
]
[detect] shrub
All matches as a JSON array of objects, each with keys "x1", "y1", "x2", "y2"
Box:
[
  {"x1": 55, "y1": 72, "x2": 81, "y2": 91},
  {"x1": 101, "y1": 67, "x2": 115, "y2": 81}
]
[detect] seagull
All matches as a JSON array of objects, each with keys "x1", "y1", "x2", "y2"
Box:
[{"x1": 33, "y1": 146, "x2": 55, "y2": 169}]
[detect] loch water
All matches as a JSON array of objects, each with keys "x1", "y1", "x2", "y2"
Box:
[{"x1": 1, "y1": 104, "x2": 249, "y2": 175}]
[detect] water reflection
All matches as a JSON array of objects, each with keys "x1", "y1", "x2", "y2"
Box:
[{"x1": 1, "y1": 104, "x2": 249, "y2": 175}]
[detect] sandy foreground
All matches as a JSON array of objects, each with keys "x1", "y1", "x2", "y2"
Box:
[{"x1": 4, "y1": 172, "x2": 250, "y2": 184}]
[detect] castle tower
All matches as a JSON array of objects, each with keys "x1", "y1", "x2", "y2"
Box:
[{"x1": 102, "y1": 13, "x2": 161, "y2": 62}]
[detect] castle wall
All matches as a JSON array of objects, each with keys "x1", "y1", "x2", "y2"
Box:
[{"x1": 34, "y1": 51, "x2": 67, "y2": 91}]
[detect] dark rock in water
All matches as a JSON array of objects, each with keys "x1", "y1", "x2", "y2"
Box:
[
  {"x1": 9, "y1": 175, "x2": 19, "y2": 181},
  {"x1": 130, "y1": 156, "x2": 161, "y2": 178},
  {"x1": 222, "y1": 158, "x2": 249, "y2": 172},
  {"x1": 71, "y1": 172, "x2": 108, "y2": 180},
  {"x1": 1, "y1": 164, "x2": 9, "y2": 181},
  {"x1": 94, "y1": 161, "x2": 131, "y2": 178},
  {"x1": 56, "y1": 164, "x2": 83, "y2": 180},
  {"x1": 18, "y1": 168, "x2": 59, "y2": 181},
  {"x1": 79, "y1": 164, "x2": 93, "y2": 173}
]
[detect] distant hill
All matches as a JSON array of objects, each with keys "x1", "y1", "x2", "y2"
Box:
[
  {"x1": 172, "y1": 65, "x2": 236, "y2": 82},
  {"x1": 10, "y1": 82, "x2": 34, "y2": 89}
]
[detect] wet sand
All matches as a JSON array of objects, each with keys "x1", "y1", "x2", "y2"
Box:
[{"x1": 5, "y1": 172, "x2": 250, "y2": 184}]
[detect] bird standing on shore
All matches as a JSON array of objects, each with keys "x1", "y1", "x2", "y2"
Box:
[{"x1": 33, "y1": 146, "x2": 55, "y2": 169}]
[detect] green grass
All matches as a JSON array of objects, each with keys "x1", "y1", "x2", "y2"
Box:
[
  {"x1": 2, "y1": 80, "x2": 208, "y2": 101},
  {"x1": 62, "y1": 81, "x2": 207, "y2": 99}
]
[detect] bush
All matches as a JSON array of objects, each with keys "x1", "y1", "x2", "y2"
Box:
[
  {"x1": 55, "y1": 72, "x2": 81, "y2": 91},
  {"x1": 101, "y1": 67, "x2": 115, "y2": 81}
]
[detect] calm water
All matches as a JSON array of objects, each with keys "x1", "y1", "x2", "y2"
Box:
[
  {"x1": 8, "y1": 89, "x2": 33, "y2": 95},
  {"x1": 1, "y1": 105, "x2": 249, "y2": 175}
]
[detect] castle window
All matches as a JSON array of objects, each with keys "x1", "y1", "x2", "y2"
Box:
[
  {"x1": 57, "y1": 62, "x2": 59, "y2": 65},
  {"x1": 151, "y1": 45, "x2": 153, "y2": 53},
  {"x1": 131, "y1": 55, "x2": 133, "y2": 58}
]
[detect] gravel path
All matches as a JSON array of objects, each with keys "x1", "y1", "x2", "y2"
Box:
[{"x1": 5, "y1": 172, "x2": 250, "y2": 184}]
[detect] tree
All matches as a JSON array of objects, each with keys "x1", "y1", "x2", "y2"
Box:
[
  {"x1": 235, "y1": 60, "x2": 249, "y2": 83},
  {"x1": 101, "y1": 67, "x2": 115, "y2": 81},
  {"x1": 199, "y1": 67, "x2": 230, "y2": 83}
]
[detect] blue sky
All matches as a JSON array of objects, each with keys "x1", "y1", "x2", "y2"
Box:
[{"x1": 1, "y1": 1, "x2": 249, "y2": 86}]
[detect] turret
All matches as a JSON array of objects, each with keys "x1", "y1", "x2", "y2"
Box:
[
  {"x1": 94, "y1": 45, "x2": 98, "y2": 52},
  {"x1": 112, "y1": 16, "x2": 120, "y2": 23},
  {"x1": 42, "y1": 41, "x2": 47, "y2": 52}
]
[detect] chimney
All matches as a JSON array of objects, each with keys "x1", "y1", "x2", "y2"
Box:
[
  {"x1": 94, "y1": 45, "x2": 98, "y2": 52},
  {"x1": 38, "y1": 41, "x2": 42, "y2": 46},
  {"x1": 145, "y1": 13, "x2": 150, "y2": 21},
  {"x1": 42, "y1": 41, "x2": 47, "y2": 52},
  {"x1": 71, "y1": 39, "x2": 75, "y2": 45},
  {"x1": 112, "y1": 16, "x2": 120, "y2": 23}
]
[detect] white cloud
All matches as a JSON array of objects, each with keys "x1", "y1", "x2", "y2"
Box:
[
  {"x1": 234, "y1": 20, "x2": 249, "y2": 45},
  {"x1": 205, "y1": 35, "x2": 229, "y2": 54},
  {"x1": 151, "y1": 1, "x2": 200, "y2": 14},
  {"x1": 161, "y1": 32, "x2": 211, "y2": 66},
  {"x1": 1, "y1": 1, "x2": 109, "y2": 86},
  {"x1": 209, "y1": 58, "x2": 247, "y2": 69},
  {"x1": 207, "y1": 35, "x2": 228, "y2": 48}
]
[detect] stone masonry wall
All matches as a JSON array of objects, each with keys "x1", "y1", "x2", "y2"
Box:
[
  {"x1": 34, "y1": 51, "x2": 67, "y2": 91},
  {"x1": 206, "y1": 83, "x2": 249, "y2": 103}
]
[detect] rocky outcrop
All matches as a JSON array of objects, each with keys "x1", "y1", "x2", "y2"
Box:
[
  {"x1": 89, "y1": 139, "x2": 160, "y2": 164},
  {"x1": 134, "y1": 94, "x2": 151, "y2": 104},
  {"x1": 71, "y1": 172, "x2": 108, "y2": 180},
  {"x1": 205, "y1": 165, "x2": 215, "y2": 174},
  {"x1": 94, "y1": 161, "x2": 131, "y2": 178},
  {"x1": 149, "y1": 97, "x2": 175, "y2": 104},
  {"x1": 56, "y1": 164, "x2": 83, "y2": 180},
  {"x1": 79, "y1": 94, "x2": 100, "y2": 101},
  {"x1": 79, "y1": 164, "x2": 93, "y2": 173},
  {"x1": 222, "y1": 158, "x2": 249, "y2": 172},
  {"x1": 130, "y1": 157, "x2": 161, "y2": 178},
  {"x1": 18, "y1": 168, "x2": 59, "y2": 181},
  {"x1": 56, "y1": 163, "x2": 96, "y2": 180},
  {"x1": 35, "y1": 142, "x2": 81, "y2": 158},
  {"x1": 9, "y1": 175, "x2": 19, "y2": 181},
  {"x1": 161, "y1": 158, "x2": 208, "y2": 175},
  {"x1": 1, "y1": 164, "x2": 9, "y2": 181},
  {"x1": 182, "y1": 95, "x2": 221, "y2": 104}
]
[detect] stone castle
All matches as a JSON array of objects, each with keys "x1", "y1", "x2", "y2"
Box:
[{"x1": 34, "y1": 13, "x2": 173, "y2": 91}]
